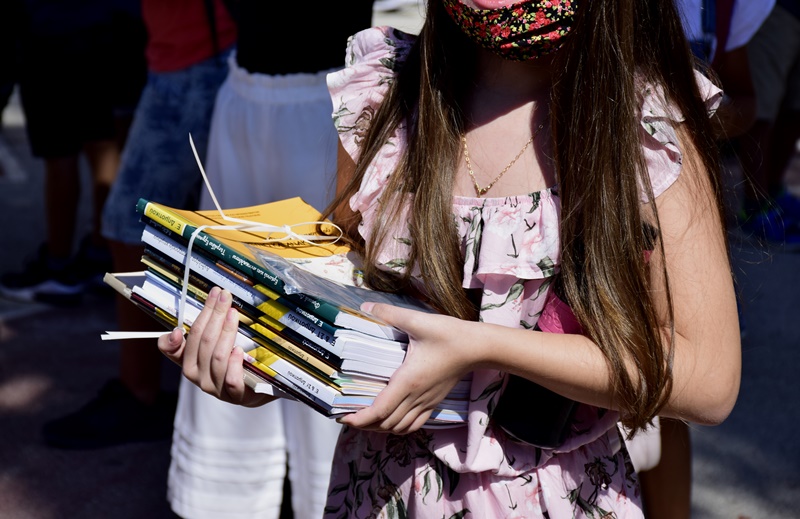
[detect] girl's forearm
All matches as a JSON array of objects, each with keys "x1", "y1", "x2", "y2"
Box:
[{"x1": 470, "y1": 321, "x2": 739, "y2": 425}]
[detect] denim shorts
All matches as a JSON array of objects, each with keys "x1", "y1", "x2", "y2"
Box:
[{"x1": 101, "y1": 50, "x2": 231, "y2": 244}]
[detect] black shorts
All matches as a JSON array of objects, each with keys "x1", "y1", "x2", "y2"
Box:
[{"x1": 18, "y1": 19, "x2": 146, "y2": 158}]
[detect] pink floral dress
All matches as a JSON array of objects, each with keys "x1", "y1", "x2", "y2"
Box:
[{"x1": 324, "y1": 26, "x2": 722, "y2": 519}]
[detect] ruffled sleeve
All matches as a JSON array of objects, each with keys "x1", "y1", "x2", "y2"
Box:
[
  {"x1": 326, "y1": 26, "x2": 416, "y2": 218},
  {"x1": 638, "y1": 70, "x2": 723, "y2": 201}
]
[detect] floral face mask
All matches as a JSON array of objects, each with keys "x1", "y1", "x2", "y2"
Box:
[{"x1": 442, "y1": 0, "x2": 578, "y2": 61}]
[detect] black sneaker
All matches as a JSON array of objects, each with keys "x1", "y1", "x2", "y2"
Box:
[
  {"x1": 41, "y1": 379, "x2": 178, "y2": 450},
  {"x1": 0, "y1": 245, "x2": 86, "y2": 306},
  {"x1": 72, "y1": 236, "x2": 115, "y2": 296}
]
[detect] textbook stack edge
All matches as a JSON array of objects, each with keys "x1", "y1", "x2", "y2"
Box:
[{"x1": 105, "y1": 196, "x2": 470, "y2": 427}]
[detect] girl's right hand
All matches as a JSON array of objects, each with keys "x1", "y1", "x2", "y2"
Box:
[{"x1": 157, "y1": 286, "x2": 275, "y2": 408}]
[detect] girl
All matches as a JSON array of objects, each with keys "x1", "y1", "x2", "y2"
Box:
[{"x1": 159, "y1": 0, "x2": 742, "y2": 516}]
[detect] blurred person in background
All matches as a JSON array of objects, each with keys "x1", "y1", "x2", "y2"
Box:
[
  {"x1": 0, "y1": 0, "x2": 147, "y2": 306},
  {"x1": 736, "y1": 0, "x2": 800, "y2": 246},
  {"x1": 623, "y1": 2, "x2": 774, "y2": 518},
  {"x1": 165, "y1": 3, "x2": 375, "y2": 518},
  {"x1": 41, "y1": 0, "x2": 236, "y2": 450},
  {"x1": 0, "y1": 1, "x2": 20, "y2": 128},
  {"x1": 0, "y1": 0, "x2": 21, "y2": 179}
]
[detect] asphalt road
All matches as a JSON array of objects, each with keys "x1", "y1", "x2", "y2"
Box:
[{"x1": 1, "y1": 4, "x2": 798, "y2": 518}]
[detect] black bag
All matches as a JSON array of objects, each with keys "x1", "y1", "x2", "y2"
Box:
[
  {"x1": 492, "y1": 374, "x2": 579, "y2": 449},
  {"x1": 491, "y1": 278, "x2": 580, "y2": 449}
]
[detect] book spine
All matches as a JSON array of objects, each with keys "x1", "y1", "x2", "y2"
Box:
[
  {"x1": 138, "y1": 200, "x2": 288, "y2": 293},
  {"x1": 136, "y1": 199, "x2": 346, "y2": 327},
  {"x1": 141, "y1": 264, "x2": 343, "y2": 378},
  {"x1": 141, "y1": 226, "x2": 269, "y2": 308},
  {"x1": 142, "y1": 247, "x2": 273, "y2": 324},
  {"x1": 287, "y1": 292, "x2": 342, "y2": 327},
  {"x1": 248, "y1": 346, "x2": 341, "y2": 407},
  {"x1": 143, "y1": 220, "x2": 347, "y2": 357},
  {"x1": 135, "y1": 278, "x2": 340, "y2": 392},
  {"x1": 142, "y1": 237, "x2": 342, "y2": 370},
  {"x1": 255, "y1": 285, "x2": 338, "y2": 337},
  {"x1": 249, "y1": 322, "x2": 339, "y2": 379},
  {"x1": 106, "y1": 272, "x2": 338, "y2": 418},
  {"x1": 142, "y1": 232, "x2": 347, "y2": 367},
  {"x1": 239, "y1": 327, "x2": 339, "y2": 386},
  {"x1": 241, "y1": 363, "x2": 332, "y2": 416},
  {"x1": 255, "y1": 298, "x2": 336, "y2": 348},
  {"x1": 252, "y1": 317, "x2": 344, "y2": 370}
]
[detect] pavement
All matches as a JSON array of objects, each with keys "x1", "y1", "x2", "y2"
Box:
[{"x1": 0, "y1": 4, "x2": 798, "y2": 519}]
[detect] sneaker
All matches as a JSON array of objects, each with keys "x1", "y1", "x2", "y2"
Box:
[
  {"x1": 41, "y1": 379, "x2": 178, "y2": 450},
  {"x1": 72, "y1": 236, "x2": 114, "y2": 295},
  {"x1": 0, "y1": 245, "x2": 86, "y2": 306},
  {"x1": 0, "y1": 237, "x2": 113, "y2": 305}
]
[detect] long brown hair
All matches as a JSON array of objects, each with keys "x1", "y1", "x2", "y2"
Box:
[{"x1": 326, "y1": 0, "x2": 726, "y2": 431}]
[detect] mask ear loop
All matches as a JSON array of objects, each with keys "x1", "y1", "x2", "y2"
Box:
[{"x1": 101, "y1": 134, "x2": 344, "y2": 341}]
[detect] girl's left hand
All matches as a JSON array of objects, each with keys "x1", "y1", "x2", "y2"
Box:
[{"x1": 339, "y1": 303, "x2": 480, "y2": 435}]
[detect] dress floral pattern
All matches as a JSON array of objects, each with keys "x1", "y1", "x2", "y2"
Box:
[{"x1": 324, "y1": 26, "x2": 722, "y2": 519}]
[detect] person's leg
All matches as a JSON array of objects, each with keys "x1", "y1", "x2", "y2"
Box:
[
  {"x1": 283, "y1": 401, "x2": 341, "y2": 519},
  {"x1": 736, "y1": 6, "x2": 800, "y2": 243},
  {"x1": 739, "y1": 7, "x2": 787, "y2": 216},
  {"x1": 766, "y1": 5, "x2": 800, "y2": 204},
  {"x1": 168, "y1": 61, "x2": 341, "y2": 519},
  {"x1": 110, "y1": 52, "x2": 228, "y2": 404},
  {"x1": 0, "y1": 65, "x2": 90, "y2": 304},
  {"x1": 43, "y1": 52, "x2": 230, "y2": 449},
  {"x1": 167, "y1": 60, "x2": 291, "y2": 519},
  {"x1": 109, "y1": 240, "x2": 166, "y2": 404},
  {"x1": 766, "y1": 111, "x2": 800, "y2": 196},
  {"x1": 43, "y1": 155, "x2": 81, "y2": 260},
  {"x1": 70, "y1": 139, "x2": 123, "y2": 291},
  {"x1": 39, "y1": 59, "x2": 213, "y2": 447},
  {"x1": 82, "y1": 139, "x2": 122, "y2": 248},
  {"x1": 739, "y1": 119, "x2": 774, "y2": 215},
  {"x1": 168, "y1": 380, "x2": 289, "y2": 519},
  {"x1": 638, "y1": 419, "x2": 692, "y2": 519}
]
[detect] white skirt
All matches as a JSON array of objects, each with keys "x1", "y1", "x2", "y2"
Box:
[
  {"x1": 168, "y1": 55, "x2": 343, "y2": 519},
  {"x1": 198, "y1": 55, "x2": 340, "y2": 212}
]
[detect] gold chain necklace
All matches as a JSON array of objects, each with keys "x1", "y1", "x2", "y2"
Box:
[{"x1": 462, "y1": 119, "x2": 548, "y2": 197}]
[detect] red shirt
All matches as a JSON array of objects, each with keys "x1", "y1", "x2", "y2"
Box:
[{"x1": 142, "y1": 0, "x2": 237, "y2": 73}]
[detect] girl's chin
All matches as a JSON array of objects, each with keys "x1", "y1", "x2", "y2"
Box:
[{"x1": 468, "y1": 0, "x2": 525, "y2": 9}]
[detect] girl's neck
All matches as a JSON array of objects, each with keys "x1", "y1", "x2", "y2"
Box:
[
  {"x1": 472, "y1": 47, "x2": 555, "y2": 100},
  {"x1": 455, "y1": 49, "x2": 557, "y2": 198},
  {"x1": 465, "y1": 48, "x2": 553, "y2": 128}
]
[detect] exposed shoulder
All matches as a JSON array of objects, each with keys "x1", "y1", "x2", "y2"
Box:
[
  {"x1": 327, "y1": 26, "x2": 416, "y2": 163},
  {"x1": 637, "y1": 71, "x2": 723, "y2": 201}
]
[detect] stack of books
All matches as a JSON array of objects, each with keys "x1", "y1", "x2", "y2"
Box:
[{"x1": 105, "y1": 197, "x2": 470, "y2": 427}]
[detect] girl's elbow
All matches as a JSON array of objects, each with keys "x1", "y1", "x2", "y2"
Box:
[
  {"x1": 671, "y1": 353, "x2": 741, "y2": 426},
  {"x1": 686, "y1": 332, "x2": 742, "y2": 425},
  {"x1": 692, "y1": 364, "x2": 741, "y2": 426},
  {"x1": 698, "y1": 379, "x2": 740, "y2": 426}
]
